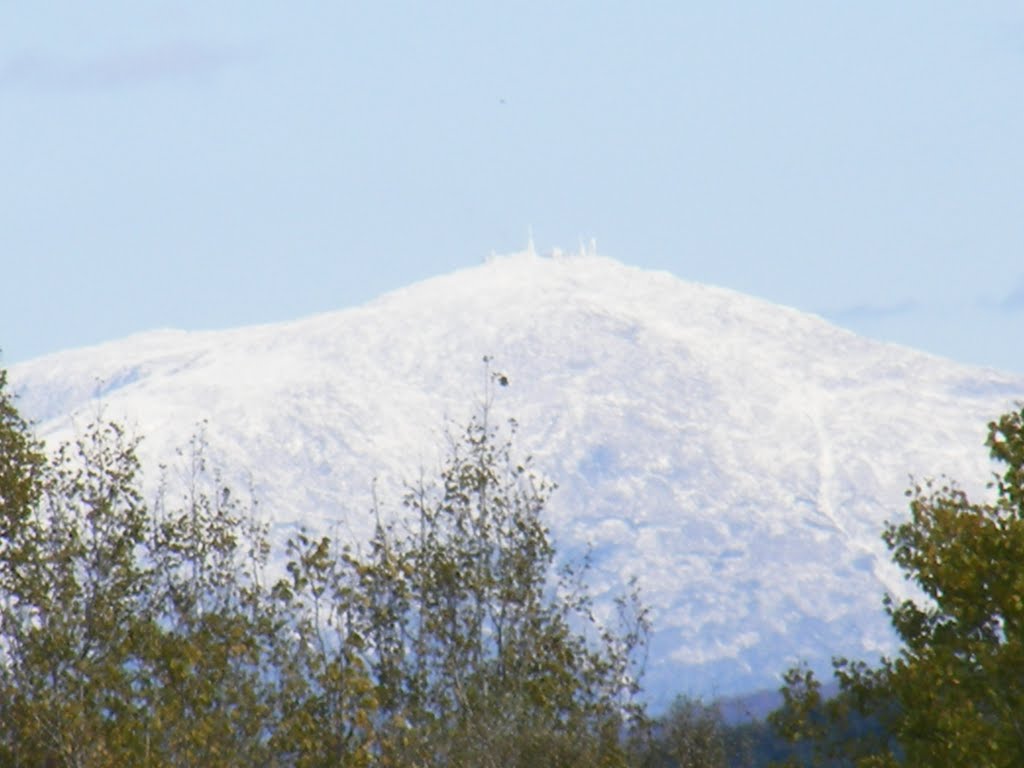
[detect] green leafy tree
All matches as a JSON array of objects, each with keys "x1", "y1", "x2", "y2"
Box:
[
  {"x1": 287, "y1": 368, "x2": 651, "y2": 767},
  {"x1": 0, "y1": 376, "x2": 313, "y2": 766},
  {"x1": 0, "y1": 360, "x2": 648, "y2": 766},
  {"x1": 639, "y1": 696, "x2": 728, "y2": 768},
  {"x1": 136, "y1": 431, "x2": 296, "y2": 766},
  {"x1": 771, "y1": 407, "x2": 1024, "y2": 768},
  {"x1": 0, "y1": 410, "x2": 153, "y2": 766},
  {"x1": 270, "y1": 529, "x2": 379, "y2": 767}
]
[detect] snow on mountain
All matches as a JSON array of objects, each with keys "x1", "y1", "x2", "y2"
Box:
[{"x1": 9, "y1": 251, "x2": 1024, "y2": 706}]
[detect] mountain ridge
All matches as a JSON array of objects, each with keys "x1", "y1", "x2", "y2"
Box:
[{"x1": 9, "y1": 252, "x2": 1024, "y2": 705}]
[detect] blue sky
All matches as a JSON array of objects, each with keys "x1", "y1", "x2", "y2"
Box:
[{"x1": 3, "y1": 2, "x2": 1023, "y2": 372}]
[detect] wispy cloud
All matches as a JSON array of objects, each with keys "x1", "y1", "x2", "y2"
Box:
[
  {"x1": 826, "y1": 299, "x2": 919, "y2": 323},
  {"x1": 998, "y1": 276, "x2": 1024, "y2": 312},
  {"x1": 973, "y1": 275, "x2": 1024, "y2": 313},
  {"x1": 0, "y1": 42, "x2": 249, "y2": 92}
]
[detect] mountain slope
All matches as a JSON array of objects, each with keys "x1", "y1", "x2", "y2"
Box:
[{"x1": 10, "y1": 252, "x2": 1023, "y2": 705}]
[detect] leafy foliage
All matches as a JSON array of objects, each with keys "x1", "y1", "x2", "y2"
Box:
[
  {"x1": 639, "y1": 696, "x2": 728, "y2": 768},
  {"x1": 0, "y1": 364, "x2": 650, "y2": 766},
  {"x1": 771, "y1": 407, "x2": 1024, "y2": 767},
  {"x1": 0, "y1": 401, "x2": 294, "y2": 766},
  {"x1": 282, "y1": 379, "x2": 651, "y2": 767}
]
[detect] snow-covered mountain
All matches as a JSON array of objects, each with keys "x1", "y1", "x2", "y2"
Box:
[{"x1": 9, "y1": 252, "x2": 1023, "y2": 706}]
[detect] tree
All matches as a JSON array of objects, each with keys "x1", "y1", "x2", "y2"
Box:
[
  {"x1": 282, "y1": 367, "x2": 651, "y2": 767},
  {"x1": 0, "y1": 377, "x2": 164, "y2": 765},
  {"x1": 0, "y1": 376, "x2": 304, "y2": 766},
  {"x1": 0, "y1": 361, "x2": 649, "y2": 766},
  {"x1": 639, "y1": 696, "x2": 728, "y2": 768},
  {"x1": 771, "y1": 407, "x2": 1024, "y2": 767}
]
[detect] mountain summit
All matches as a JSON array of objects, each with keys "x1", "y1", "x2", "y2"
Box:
[{"x1": 10, "y1": 252, "x2": 1023, "y2": 704}]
